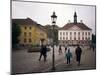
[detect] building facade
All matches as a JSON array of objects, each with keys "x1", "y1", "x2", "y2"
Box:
[
  {"x1": 58, "y1": 12, "x2": 92, "y2": 46},
  {"x1": 12, "y1": 18, "x2": 48, "y2": 46}
]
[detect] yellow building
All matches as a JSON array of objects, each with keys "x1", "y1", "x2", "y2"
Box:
[{"x1": 12, "y1": 18, "x2": 48, "y2": 46}]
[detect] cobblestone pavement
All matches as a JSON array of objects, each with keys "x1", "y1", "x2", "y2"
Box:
[{"x1": 12, "y1": 46, "x2": 96, "y2": 74}]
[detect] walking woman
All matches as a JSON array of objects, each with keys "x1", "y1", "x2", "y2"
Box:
[{"x1": 58, "y1": 45, "x2": 62, "y2": 55}]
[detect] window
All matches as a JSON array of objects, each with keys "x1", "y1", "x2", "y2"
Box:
[
  {"x1": 25, "y1": 26, "x2": 27, "y2": 29},
  {"x1": 24, "y1": 32, "x2": 27, "y2": 36},
  {"x1": 29, "y1": 32, "x2": 31, "y2": 36},
  {"x1": 60, "y1": 37, "x2": 62, "y2": 40},
  {"x1": 29, "y1": 38, "x2": 32, "y2": 42},
  {"x1": 63, "y1": 37, "x2": 65, "y2": 40},
  {"x1": 66, "y1": 32, "x2": 68, "y2": 35},
  {"x1": 66, "y1": 37, "x2": 68, "y2": 40},
  {"x1": 29, "y1": 27, "x2": 31, "y2": 29},
  {"x1": 74, "y1": 37, "x2": 76, "y2": 40},
  {"x1": 24, "y1": 38, "x2": 27, "y2": 43},
  {"x1": 85, "y1": 32, "x2": 87, "y2": 35},
  {"x1": 63, "y1": 32, "x2": 65, "y2": 35},
  {"x1": 82, "y1": 37, "x2": 84, "y2": 40},
  {"x1": 78, "y1": 37, "x2": 80, "y2": 40},
  {"x1": 78, "y1": 32, "x2": 80, "y2": 35},
  {"x1": 70, "y1": 32, "x2": 72, "y2": 35},
  {"x1": 70, "y1": 37, "x2": 72, "y2": 40},
  {"x1": 85, "y1": 37, "x2": 87, "y2": 40},
  {"x1": 78, "y1": 32, "x2": 80, "y2": 37},
  {"x1": 88, "y1": 37, "x2": 90, "y2": 40},
  {"x1": 74, "y1": 32, "x2": 76, "y2": 35},
  {"x1": 88, "y1": 32, "x2": 90, "y2": 35},
  {"x1": 60, "y1": 32, "x2": 62, "y2": 35},
  {"x1": 82, "y1": 32, "x2": 84, "y2": 35}
]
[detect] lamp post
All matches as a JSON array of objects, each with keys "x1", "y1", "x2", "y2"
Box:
[{"x1": 51, "y1": 12, "x2": 57, "y2": 70}]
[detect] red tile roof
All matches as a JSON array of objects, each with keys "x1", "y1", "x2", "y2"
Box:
[
  {"x1": 12, "y1": 18, "x2": 37, "y2": 25},
  {"x1": 59, "y1": 22, "x2": 92, "y2": 30}
]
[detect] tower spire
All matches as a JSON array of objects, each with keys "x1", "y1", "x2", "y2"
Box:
[{"x1": 74, "y1": 12, "x2": 77, "y2": 24}]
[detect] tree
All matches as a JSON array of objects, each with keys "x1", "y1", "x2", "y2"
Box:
[
  {"x1": 12, "y1": 23, "x2": 21, "y2": 48},
  {"x1": 44, "y1": 24, "x2": 59, "y2": 45}
]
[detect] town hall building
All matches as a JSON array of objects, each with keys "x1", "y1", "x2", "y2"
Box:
[{"x1": 58, "y1": 12, "x2": 92, "y2": 46}]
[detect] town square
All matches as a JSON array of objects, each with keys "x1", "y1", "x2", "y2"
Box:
[{"x1": 12, "y1": 1, "x2": 96, "y2": 74}]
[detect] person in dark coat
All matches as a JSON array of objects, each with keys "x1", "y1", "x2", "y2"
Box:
[
  {"x1": 75, "y1": 45, "x2": 82, "y2": 65},
  {"x1": 65, "y1": 46, "x2": 67, "y2": 52},
  {"x1": 58, "y1": 45, "x2": 62, "y2": 55},
  {"x1": 39, "y1": 45, "x2": 47, "y2": 62}
]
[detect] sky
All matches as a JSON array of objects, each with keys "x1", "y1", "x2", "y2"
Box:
[{"x1": 12, "y1": 1, "x2": 96, "y2": 34}]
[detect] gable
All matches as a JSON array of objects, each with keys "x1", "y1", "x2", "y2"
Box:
[{"x1": 67, "y1": 25, "x2": 82, "y2": 30}]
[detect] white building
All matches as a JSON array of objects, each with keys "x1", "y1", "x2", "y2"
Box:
[{"x1": 58, "y1": 12, "x2": 92, "y2": 45}]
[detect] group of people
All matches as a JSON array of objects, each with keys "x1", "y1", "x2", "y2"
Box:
[
  {"x1": 38, "y1": 44, "x2": 82, "y2": 66},
  {"x1": 64, "y1": 45, "x2": 82, "y2": 65}
]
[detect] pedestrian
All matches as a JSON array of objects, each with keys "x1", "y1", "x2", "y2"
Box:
[
  {"x1": 92, "y1": 43, "x2": 95, "y2": 52},
  {"x1": 39, "y1": 44, "x2": 47, "y2": 62},
  {"x1": 65, "y1": 48, "x2": 72, "y2": 64},
  {"x1": 58, "y1": 45, "x2": 62, "y2": 55},
  {"x1": 65, "y1": 45, "x2": 67, "y2": 52},
  {"x1": 75, "y1": 45, "x2": 82, "y2": 65}
]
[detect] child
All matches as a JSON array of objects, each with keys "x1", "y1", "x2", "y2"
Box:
[{"x1": 65, "y1": 48, "x2": 72, "y2": 64}]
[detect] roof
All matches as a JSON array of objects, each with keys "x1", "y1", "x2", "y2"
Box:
[
  {"x1": 12, "y1": 18, "x2": 37, "y2": 25},
  {"x1": 12, "y1": 18, "x2": 47, "y2": 32},
  {"x1": 59, "y1": 22, "x2": 92, "y2": 30}
]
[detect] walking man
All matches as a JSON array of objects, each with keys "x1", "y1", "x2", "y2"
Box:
[
  {"x1": 75, "y1": 45, "x2": 82, "y2": 65},
  {"x1": 39, "y1": 44, "x2": 47, "y2": 62}
]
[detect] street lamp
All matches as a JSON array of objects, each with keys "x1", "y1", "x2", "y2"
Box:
[{"x1": 51, "y1": 12, "x2": 57, "y2": 70}]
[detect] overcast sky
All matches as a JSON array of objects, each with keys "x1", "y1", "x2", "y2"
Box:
[{"x1": 12, "y1": 1, "x2": 96, "y2": 34}]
